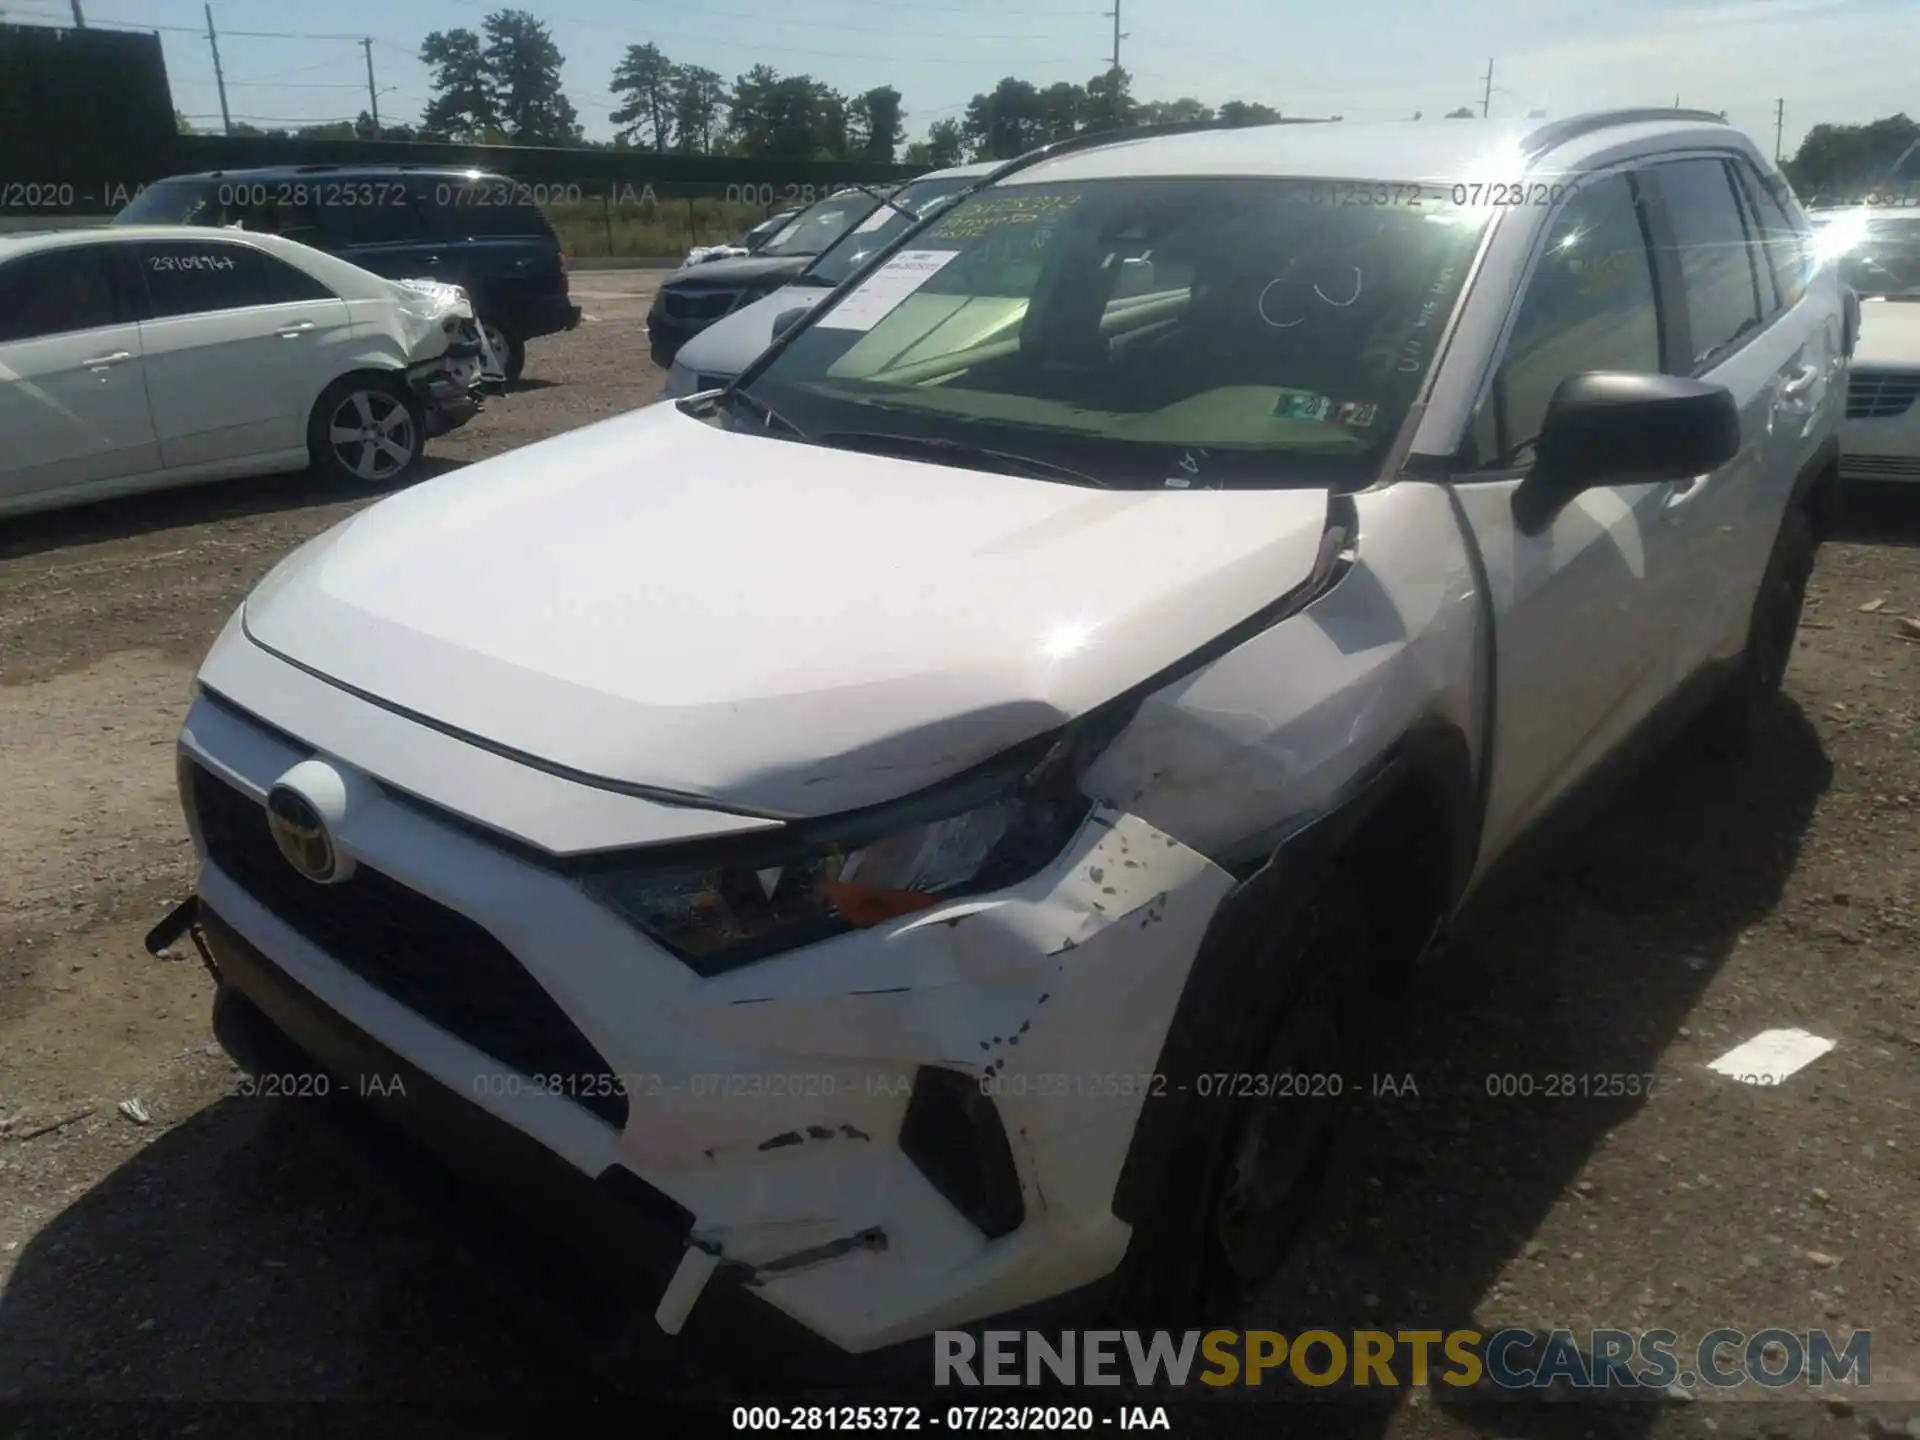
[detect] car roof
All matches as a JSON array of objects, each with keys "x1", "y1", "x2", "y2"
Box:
[
  {"x1": 1006, "y1": 113, "x2": 1745, "y2": 186},
  {"x1": 150, "y1": 165, "x2": 514, "y2": 184},
  {"x1": 918, "y1": 159, "x2": 1000, "y2": 181}
]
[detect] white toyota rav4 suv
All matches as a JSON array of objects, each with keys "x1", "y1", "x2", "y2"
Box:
[{"x1": 156, "y1": 111, "x2": 1846, "y2": 1382}]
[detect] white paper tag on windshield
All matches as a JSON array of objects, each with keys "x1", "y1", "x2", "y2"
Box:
[
  {"x1": 767, "y1": 222, "x2": 801, "y2": 247},
  {"x1": 853, "y1": 204, "x2": 900, "y2": 235},
  {"x1": 815, "y1": 249, "x2": 959, "y2": 331}
]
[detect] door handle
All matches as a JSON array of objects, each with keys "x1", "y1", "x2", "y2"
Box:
[
  {"x1": 276, "y1": 321, "x2": 315, "y2": 338},
  {"x1": 83, "y1": 350, "x2": 132, "y2": 368},
  {"x1": 1663, "y1": 474, "x2": 1707, "y2": 507},
  {"x1": 1778, "y1": 364, "x2": 1820, "y2": 401}
]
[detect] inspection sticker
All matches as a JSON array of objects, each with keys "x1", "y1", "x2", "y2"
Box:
[
  {"x1": 1273, "y1": 388, "x2": 1335, "y2": 422},
  {"x1": 815, "y1": 248, "x2": 960, "y2": 331}
]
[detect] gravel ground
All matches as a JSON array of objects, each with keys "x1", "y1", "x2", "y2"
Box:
[{"x1": 0, "y1": 271, "x2": 1916, "y2": 1438}]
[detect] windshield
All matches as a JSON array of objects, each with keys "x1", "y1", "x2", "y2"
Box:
[
  {"x1": 739, "y1": 176, "x2": 1487, "y2": 490},
  {"x1": 113, "y1": 178, "x2": 223, "y2": 225},
  {"x1": 1820, "y1": 213, "x2": 1920, "y2": 296},
  {"x1": 757, "y1": 192, "x2": 885, "y2": 258},
  {"x1": 802, "y1": 174, "x2": 986, "y2": 286}
]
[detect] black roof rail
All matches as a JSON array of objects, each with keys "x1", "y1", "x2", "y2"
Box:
[
  {"x1": 1521, "y1": 107, "x2": 1728, "y2": 157},
  {"x1": 981, "y1": 113, "x2": 1339, "y2": 187}
]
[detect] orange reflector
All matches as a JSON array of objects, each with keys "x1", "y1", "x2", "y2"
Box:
[{"x1": 826, "y1": 881, "x2": 940, "y2": 927}]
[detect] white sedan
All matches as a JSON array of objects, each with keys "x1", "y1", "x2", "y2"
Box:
[
  {"x1": 0, "y1": 225, "x2": 498, "y2": 520},
  {"x1": 1814, "y1": 206, "x2": 1920, "y2": 482}
]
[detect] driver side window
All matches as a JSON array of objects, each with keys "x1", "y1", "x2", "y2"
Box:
[{"x1": 1474, "y1": 173, "x2": 1663, "y2": 468}]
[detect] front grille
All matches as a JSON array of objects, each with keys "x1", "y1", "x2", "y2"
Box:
[
  {"x1": 663, "y1": 289, "x2": 738, "y2": 321},
  {"x1": 1840, "y1": 452, "x2": 1920, "y2": 478},
  {"x1": 1846, "y1": 368, "x2": 1920, "y2": 419},
  {"x1": 190, "y1": 764, "x2": 628, "y2": 1129}
]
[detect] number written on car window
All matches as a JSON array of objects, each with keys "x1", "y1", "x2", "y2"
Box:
[{"x1": 149, "y1": 252, "x2": 238, "y2": 273}]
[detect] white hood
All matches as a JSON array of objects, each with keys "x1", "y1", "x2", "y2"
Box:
[
  {"x1": 1854, "y1": 299, "x2": 1920, "y2": 367},
  {"x1": 671, "y1": 285, "x2": 827, "y2": 386},
  {"x1": 240, "y1": 403, "x2": 1334, "y2": 816}
]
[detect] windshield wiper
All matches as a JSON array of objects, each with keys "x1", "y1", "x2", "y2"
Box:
[
  {"x1": 820, "y1": 431, "x2": 1109, "y2": 487},
  {"x1": 790, "y1": 268, "x2": 839, "y2": 288},
  {"x1": 717, "y1": 386, "x2": 807, "y2": 439}
]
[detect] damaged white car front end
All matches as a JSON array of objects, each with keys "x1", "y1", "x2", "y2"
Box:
[{"x1": 390, "y1": 278, "x2": 507, "y2": 436}]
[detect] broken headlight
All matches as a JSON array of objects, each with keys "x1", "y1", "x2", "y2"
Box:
[{"x1": 575, "y1": 710, "x2": 1134, "y2": 977}]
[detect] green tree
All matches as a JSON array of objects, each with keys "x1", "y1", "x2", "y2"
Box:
[
  {"x1": 174, "y1": 109, "x2": 193, "y2": 133},
  {"x1": 484, "y1": 10, "x2": 581, "y2": 143},
  {"x1": 1082, "y1": 67, "x2": 1134, "y2": 130},
  {"x1": 1445, "y1": 106, "x2": 1477, "y2": 118},
  {"x1": 610, "y1": 42, "x2": 675, "y2": 151},
  {"x1": 420, "y1": 27, "x2": 499, "y2": 140},
  {"x1": 1217, "y1": 100, "x2": 1281, "y2": 125},
  {"x1": 726, "y1": 67, "x2": 848, "y2": 158},
  {"x1": 849, "y1": 85, "x2": 904, "y2": 162},
  {"x1": 669, "y1": 64, "x2": 726, "y2": 153},
  {"x1": 1137, "y1": 96, "x2": 1213, "y2": 126},
  {"x1": 1037, "y1": 81, "x2": 1086, "y2": 141},
  {"x1": 1787, "y1": 114, "x2": 1920, "y2": 198},
  {"x1": 963, "y1": 77, "x2": 1047, "y2": 158},
  {"x1": 927, "y1": 117, "x2": 966, "y2": 166}
]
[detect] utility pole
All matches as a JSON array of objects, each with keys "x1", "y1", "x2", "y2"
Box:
[
  {"x1": 1774, "y1": 97, "x2": 1785, "y2": 162},
  {"x1": 1103, "y1": 0, "x2": 1128, "y2": 125},
  {"x1": 1480, "y1": 58, "x2": 1494, "y2": 118},
  {"x1": 205, "y1": 4, "x2": 232, "y2": 136},
  {"x1": 361, "y1": 37, "x2": 380, "y2": 132}
]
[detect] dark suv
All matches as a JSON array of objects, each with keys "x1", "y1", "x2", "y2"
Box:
[
  {"x1": 113, "y1": 165, "x2": 581, "y2": 382},
  {"x1": 646, "y1": 189, "x2": 889, "y2": 364}
]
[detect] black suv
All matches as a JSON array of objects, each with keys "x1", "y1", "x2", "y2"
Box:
[
  {"x1": 114, "y1": 165, "x2": 581, "y2": 382},
  {"x1": 646, "y1": 189, "x2": 888, "y2": 364}
]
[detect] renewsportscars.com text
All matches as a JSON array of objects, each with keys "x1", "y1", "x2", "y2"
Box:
[{"x1": 933, "y1": 1328, "x2": 1872, "y2": 1391}]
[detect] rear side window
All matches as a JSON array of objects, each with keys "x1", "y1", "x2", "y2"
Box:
[
  {"x1": 0, "y1": 245, "x2": 131, "y2": 341},
  {"x1": 137, "y1": 240, "x2": 336, "y2": 318},
  {"x1": 317, "y1": 182, "x2": 433, "y2": 247},
  {"x1": 428, "y1": 179, "x2": 553, "y2": 239},
  {"x1": 1487, "y1": 173, "x2": 1663, "y2": 465},
  {"x1": 1650, "y1": 158, "x2": 1765, "y2": 371},
  {"x1": 1733, "y1": 161, "x2": 1809, "y2": 311}
]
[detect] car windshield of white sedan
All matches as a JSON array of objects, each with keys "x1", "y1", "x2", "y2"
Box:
[
  {"x1": 742, "y1": 177, "x2": 1488, "y2": 489},
  {"x1": 804, "y1": 175, "x2": 987, "y2": 287},
  {"x1": 755, "y1": 192, "x2": 884, "y2": 258}
]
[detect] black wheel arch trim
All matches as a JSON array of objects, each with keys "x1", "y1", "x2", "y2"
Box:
[{"x1": 1109, "y1": 713, "x2": 1478, "y2": 1226}]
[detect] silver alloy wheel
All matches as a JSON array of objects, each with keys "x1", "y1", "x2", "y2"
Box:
[
  {"x1": 479, "y1": 319, "x2": 512, "y2": 373},
  {"x1": 327, "y1": 387, "x2": 418, "y2": 482}
]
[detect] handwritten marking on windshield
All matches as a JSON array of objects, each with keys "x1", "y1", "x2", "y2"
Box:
[{"x1": 1258, "y1": 267, "x2": 1364, "y2": 328}]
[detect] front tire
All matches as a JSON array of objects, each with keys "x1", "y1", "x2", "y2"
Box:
[
  {"x1": 308, "y1": 374, "x2": 425, "y2": 489},
  {"x1": 1108, "y1": 868, "x2": 1372, "y2": 1322},
  {"x1": 477, "y1": 316, "x2": 526, "y2": 385}
]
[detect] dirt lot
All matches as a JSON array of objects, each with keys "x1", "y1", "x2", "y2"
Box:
[{"x1": 0, "y1": 272, "x2": 1916, "y2": 1438}]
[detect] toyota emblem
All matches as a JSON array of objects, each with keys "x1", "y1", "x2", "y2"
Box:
[{"x1": 267, "y1": 784, "x2": 337, "y2": 883}]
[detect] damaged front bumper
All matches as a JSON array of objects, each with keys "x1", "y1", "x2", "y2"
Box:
[
  {"x1": 172, "y1": 692, "x2": 1237, "y2": 1370},
  {"x1": 393, "y1": 279, "x2": 508, "y2": 437}
]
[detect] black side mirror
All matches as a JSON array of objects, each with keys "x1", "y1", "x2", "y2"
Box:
[
  {"x1": 771, "y1": 307, "x2": 809, "y2": 341},
  {"x1": 1513, "y1": 371, "x2": 1741, "y2": 534}
]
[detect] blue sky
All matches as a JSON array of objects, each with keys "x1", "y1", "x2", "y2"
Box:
[{"x1": 13, "y1": 0, "x2": 1916, "y2": 155}]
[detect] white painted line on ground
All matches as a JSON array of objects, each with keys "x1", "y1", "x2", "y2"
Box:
[{"x1": 1706, "y1": 1028, "x2": 1837, "y2": 1086}]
